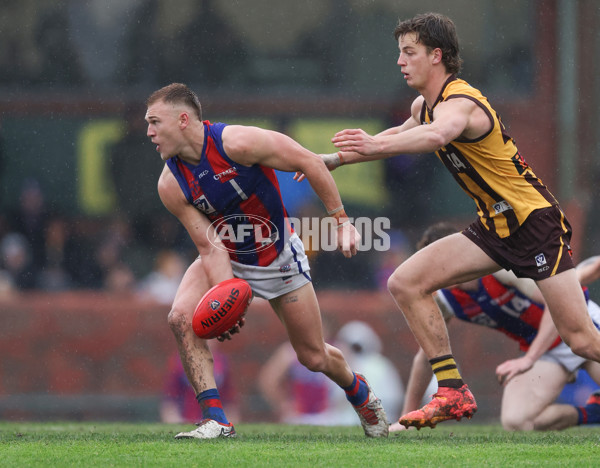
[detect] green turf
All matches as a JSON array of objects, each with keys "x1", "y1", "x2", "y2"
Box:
[{"x1": 1, "y1": 422, "x2": 599, "y2": 467}]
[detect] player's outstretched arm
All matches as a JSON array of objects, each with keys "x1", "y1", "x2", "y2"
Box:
[
  {"x1": 331, "y1": 96, "x2": 477, "y2": 161},
  {"x1": 577, "y1": 255, "x2": 600, "y2": 285},
  {"x1": 294, "y1": 100, "x2": 423, "y2": 181},
  {"x1": 222, "y1": 125, "x2": 360, "y2": 258}
]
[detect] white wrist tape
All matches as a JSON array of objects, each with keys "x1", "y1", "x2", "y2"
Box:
[{"x1": 322, "y1": 152, "x2": 341, "y2": 169}]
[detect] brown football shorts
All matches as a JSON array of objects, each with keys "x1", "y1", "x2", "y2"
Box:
[{"x1": 462, "y1": 205, "x2": 574, "y2": 280}]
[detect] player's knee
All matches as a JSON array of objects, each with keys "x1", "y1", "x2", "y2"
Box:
[
  {"x1": 387, "y1": 269, "x2": 410, "y2": 300},
  {"x1": 566, "y1": 338, "x2": 595, "y2": 361},
  {"x1": 296, "y1": 349, "x2": 327, "y2": 373},
  {"x1": 167, "y1": 305, "x2": 189, "y2": 334},
  {"x1": 388, "y1": 268, "x2": 426, "y2": 307},
  {"x1": 501, "y1": 413, "x2": 529, "y2": 431},
  {"x1": 557, "y1": 326, "x2": 600, "y2": 360}
]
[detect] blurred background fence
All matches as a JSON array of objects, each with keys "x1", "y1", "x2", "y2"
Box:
[{"x1": 0, "y1": 0, "x2": 599, "y2": 423}]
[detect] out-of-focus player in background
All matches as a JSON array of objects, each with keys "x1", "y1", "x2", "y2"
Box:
[
  {"x1": 389, "y1": 223, "x2": 600, "y2": 432},
  {"x1": 325, "y1": 12, "x2": 600, "y2": 429},
  {"x1": 145, "y1": 83, "x2": 388, "y2": 439}
]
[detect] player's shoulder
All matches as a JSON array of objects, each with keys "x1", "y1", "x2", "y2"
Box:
[
  {"x1": 157, "y1": 164, "x2": 185, "y2": 206},
  {"x1": 411, "y1": 95, "x2": 425, "y2": 107},
  {"x1": 221, "y1": 124, "x2": 251, "y2": 156},
  {"x1": 410, "y1": 95, "x2": 426, "y2": 118},
  {"x1": 445, "y1": 77, "x2": 479, "y2": 94},
  {"x1": 157, "y1": 163, "x2": 172, "y2": 185},
  {"x1": 222, "y1": 123, "x2": 273, "y2": 158}
]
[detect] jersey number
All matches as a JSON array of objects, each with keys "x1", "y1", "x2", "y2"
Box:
[{"x1": 446, "y1": 152, "x2": 467, "y2": 171}]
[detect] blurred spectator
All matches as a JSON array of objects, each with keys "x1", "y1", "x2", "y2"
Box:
[
  {"x1": 71, "y1": 215, "x2": 138, "y2": 291},
  {"x1": 37, "y1": 216, "x2": 74, "y2": 291},
  {"x1": 161, "y1": 345, "x2": 240, "y2": 424},
  {"x1": 0, "y1": 270, "x2": 15, "y2": 298},
  {"x1": 138, "y1": 249, "x2": 186, "y2": 305},
  {"x1": 325, "y1": 321, "x2": 404, "y2": 426},
  {"x1": 104, "y1": 262, "x2": 137, "y2": 295},
  {"x1": 0, "y1": 232, "x2": 36, "y2": 290},
  {"x1": 258, "y1": 341, "x2": 331, "y2": 425},
  {"x1": 11, "y1": 178, "x2": 48, "y2": 274}
]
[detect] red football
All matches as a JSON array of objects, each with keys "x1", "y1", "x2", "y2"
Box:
[{"x1": 192, "y1": 278, "x2": 253, "y2": 339}]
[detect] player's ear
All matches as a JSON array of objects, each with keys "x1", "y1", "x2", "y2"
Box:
[
  {"x1": 179, "y1": 111, "x2": 190, "y2": 129},
  {"x1": 431, "y1": 48, "x2": 442, "y2": 65}
]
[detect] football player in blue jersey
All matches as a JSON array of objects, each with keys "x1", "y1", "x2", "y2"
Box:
[{"x1": 144, "y1": 83, "x2": 389, "y2": 439}]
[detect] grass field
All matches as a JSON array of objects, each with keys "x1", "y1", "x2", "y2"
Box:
[{"x1": 2, "y1": 421, "x2": 599, "y2": 467}]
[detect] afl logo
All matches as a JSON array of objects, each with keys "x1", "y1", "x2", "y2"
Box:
[
  {"x1": 209, "y1": 299, "x2": 221, "y2": 310},
  {"x1": 208, "y1": 214, "x2": 280, "y2": 254}
]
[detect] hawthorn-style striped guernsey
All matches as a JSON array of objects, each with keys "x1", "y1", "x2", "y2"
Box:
[
  {"x1": 436, "y1": 275, "x2": 566, "y2": 352},
  {"x1": 421, "y1": 76, "x2": 559, "y2": 238},
  {"x1": 166, "y1": 121, "x2": 292, "y2": 266}
]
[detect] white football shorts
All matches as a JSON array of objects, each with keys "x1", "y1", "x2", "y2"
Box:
[
  {"x1": 539, "y1": 299, "x2": 600, "y2": 373},
  {"x1": 231, "y1": 233, "x2": 311, "y2": 300}
]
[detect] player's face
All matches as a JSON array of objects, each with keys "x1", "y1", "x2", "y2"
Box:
[
  {"x1": 145, "y1": 100, "x2": 183, "y2": 161},
  {"x1": 397, "y1": 33, "x2": 436, "y2": 90}
]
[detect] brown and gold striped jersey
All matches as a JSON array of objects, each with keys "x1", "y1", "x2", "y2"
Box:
[{"x1": 421, "y1": 76, "x2": 557, "y2": 238}]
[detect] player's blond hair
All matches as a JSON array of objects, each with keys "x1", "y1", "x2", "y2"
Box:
[{"x1": 146, "y1": 83, "x2": 202, "y2": 121}]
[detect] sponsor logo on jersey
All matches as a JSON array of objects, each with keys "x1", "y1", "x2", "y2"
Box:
[
  {"x1": 214, "y1": 167, "x2": 238, "y2": 181},
  {"x1": 493, "y1": 200, "x2": 513, "y2": 214},
  {"x1": 193, "y1": 195, "x2": 216, "y2": 214},
  {"x1": 198, "y1": 169, "x2": 209, "y2": 180}
]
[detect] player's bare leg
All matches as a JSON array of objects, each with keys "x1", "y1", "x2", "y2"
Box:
[
  {"x1": 270, "y1": 283, "x2": 351, "y2": 385},
  {"x1": 534, "y1": 361, "x2": 600, "y2": 430},
  {"x1": 536, "y1": 270, "x2": 600, "y2": 362},
  {"x1": 388, "y1": 233, "x2": 499, "y2": 359},
  {"x1": 501, "y1": 360, "x2": 570, "y2": 431},
  {"x1": 388, "y1": 234, "x2": 499, "y2": 428},
  {"x1": 270, "y1": 282, "x2": 389, "y2": 437},
  {"x1": 168, "y1": 258, "x2": 217, "y2": 393},
  {"x1": 168, "y1": 259, "x2": 235, "y2": 439}
]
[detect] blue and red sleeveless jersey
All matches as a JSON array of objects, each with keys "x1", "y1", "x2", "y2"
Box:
[
  {"x1": 166, "y1": 121, "x2": 292, "y2": 266},
  {"x1": 439, "y1": 275, "x2": 565, "y2": 352}
]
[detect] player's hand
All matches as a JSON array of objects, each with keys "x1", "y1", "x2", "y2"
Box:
[
  {"x1": 332, "y1": 129, "x2": 378, "y2": 155},
  {"x1": 495, "y1": 356, "x2": 534, "y2": 386},
  {"x1": 336, "y1": 221, "x2": 360, "y2": 258},
  {"x1": 294, "y1": 153, "x2": 341, "y2": 183},
  {"x1": 217, "y1": 317, "x2": 246, "y2": 342},
  {"x1": 293, "y1": 171, "x2": 306, "y2": 183},
  {"x1": 389, "y1": 421, "x2": 413, "y2": 432}
]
